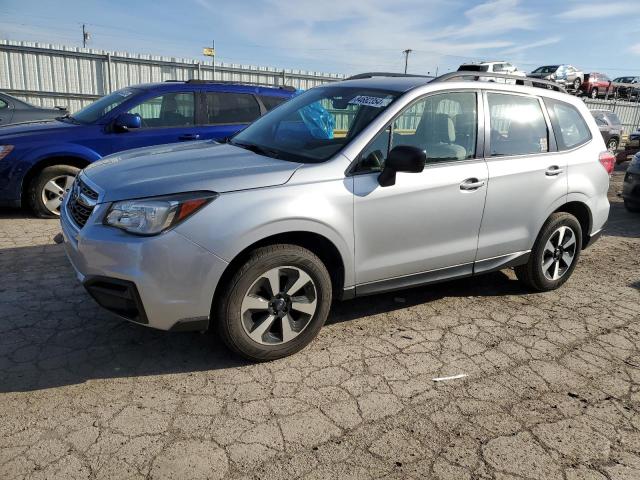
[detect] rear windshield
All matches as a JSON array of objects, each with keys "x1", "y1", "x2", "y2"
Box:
[
  {"x1": 606, "y1": 112, "x2": 622, "y2": 125},
  {"x1": 458, "y1": 65, "x2": 489, "y2": 72}
]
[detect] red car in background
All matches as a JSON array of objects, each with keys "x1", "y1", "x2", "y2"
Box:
[{"x1": 580, "y1": 72, "x2": 614, "y2": 99}]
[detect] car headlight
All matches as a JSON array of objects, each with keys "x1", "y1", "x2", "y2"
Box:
[
  {"x1": 104, "y1": 192, "x2": 217, "y2": 235},
  {"x1": 0, "y1": 145, "x2": 14, "y2": 160}
]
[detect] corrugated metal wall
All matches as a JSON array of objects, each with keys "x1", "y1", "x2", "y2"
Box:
[{"x1": 0, "y1": 40, "x2": 345, "y2": 113}]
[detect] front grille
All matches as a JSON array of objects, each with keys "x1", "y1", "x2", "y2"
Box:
[{"x1": 67, "y1": 178, "x2": 98, "y2": 229}]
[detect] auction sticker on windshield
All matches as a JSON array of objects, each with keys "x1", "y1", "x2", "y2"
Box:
[{"x1": 349, "y1": 95, "x2": 393, "y2": 108}]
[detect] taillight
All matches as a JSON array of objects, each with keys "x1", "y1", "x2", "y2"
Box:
[{"x1": 599, "y1": 151, "x2": 615, "y2": 175}]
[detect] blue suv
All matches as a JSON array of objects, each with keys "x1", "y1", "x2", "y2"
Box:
[{"x1": 0, "y1": 80, "x2": 294, "y2": 217}]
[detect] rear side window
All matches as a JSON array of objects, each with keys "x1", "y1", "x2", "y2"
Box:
[
  {"x1": 205, "y1": 93, "x2": 261, "y2": 124},
  {"x1": 545, "y1": 99, "x2": 592, "y2": 150},
  {"x1": 259, "y1": 95, "x2": 288, "y2": 111},
  {"x1": 0, "y1": 99, "x2": 7, "y2": 109},
  {"x1": 487, "y1": 93, "x2": 549, "y2": 157}
]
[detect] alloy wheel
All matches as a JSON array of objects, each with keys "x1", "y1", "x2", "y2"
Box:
[
  {"x1": 541, "y1": 226, "x2": 577, "y2": 281},
  {"x1": 41, "y1": 175, "x2": 75, "y2": 216},
  {"x1": 240, "y1": 266, "x2": 317, "y2": 345}
]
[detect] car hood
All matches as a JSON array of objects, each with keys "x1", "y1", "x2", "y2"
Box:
[
  {"x1": 82, "y1": 141, "x2": 303, "y2": 203},
  {"x1": 0, "y1": 119, "x2": 78, "y2": 139}
]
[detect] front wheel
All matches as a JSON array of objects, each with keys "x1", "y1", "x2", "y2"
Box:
[
  {"x1": 515, "y1": 213, "x2": 582, "y2": 292},
  {"x1": 215, "y1": 244, "x2": 332, "y2": 361},
  {"x1": 590, "y1": 88, "x2": 598, "y2": 99},
  {"x1": 28, "y1": 165, "x2": 79, "y2": 218}
]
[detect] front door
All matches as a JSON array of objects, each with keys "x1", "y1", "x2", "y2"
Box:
[
  {"x1": 353, "y1": 90, "x2": 488, "y2": 292},
  {"x1": 109, "y1": 91, "x2": 199, "y2": 153}
]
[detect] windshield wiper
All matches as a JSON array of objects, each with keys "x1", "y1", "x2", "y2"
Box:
[{"x1": 229, "y1": 140, "x2": 280, "y2": 159}]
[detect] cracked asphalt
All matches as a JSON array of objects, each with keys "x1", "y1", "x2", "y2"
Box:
[{"x1": 0, "y1": 168, "x2": 639, "y2": 480}]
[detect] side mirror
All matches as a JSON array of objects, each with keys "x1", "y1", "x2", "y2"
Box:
[
  {"x1": 378, "y1": 145, "x2": 426, "y2": 187},
  {"x1": 113, "y1": 113, "x2": 141, "y2": 132}
]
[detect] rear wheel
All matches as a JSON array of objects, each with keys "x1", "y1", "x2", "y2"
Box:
[
  {"x1": 590, "y1": 87, "x2": 598, "y2": 99},
  {"x1": 515, "y1": 213, "x2": 582, "y2": 292},
  {"x1": 573, "y1": 78, "x2": 581, "y2": 91},
  {"x1": 28, "y1": 165, "x2": 79, "y2": 218},
  {"x1": 215, "y1": 244, "x2": 332, "y2": 361}
]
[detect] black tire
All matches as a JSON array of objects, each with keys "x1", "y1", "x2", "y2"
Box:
[
  {"x1": 214, "y1": 244, "x2": 332, "y2": 361},
  {"x1": 573, "y1": 78, "x2": 581, "y2": 91},
  {"x1": 590, "y1": 88, "x2": 598, "y2": 99},
  {"x1": 607, "y1": 137, "x2": 619, "y2": 152},
  {"x1": 515, "y1": 212, "x2": 582, "y2": 292},
  {"x1": 28, "y1": 165, "x2": 79, "y2": 218},
  {"x1": 624, "y1": 199, "x2": 640, "y2": 213}
]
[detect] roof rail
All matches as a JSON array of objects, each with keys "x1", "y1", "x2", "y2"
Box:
[
  {"x1": 164, "y1": 79, "x2": 296, "y2": 91},
  {"x1": 346, "y1": 72, "x2": 434, "y2": 81},
  {"x1": 431, "y1": 71, "x2": 567, "y2": 93}
]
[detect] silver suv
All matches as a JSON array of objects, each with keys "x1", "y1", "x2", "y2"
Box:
[{"x1": 61, "y1": 72, "x2": 612, "y2": 360}]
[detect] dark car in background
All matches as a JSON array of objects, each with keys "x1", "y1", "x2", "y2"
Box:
[
  {"x1": 0, "y1": 92, "x2": 67, "y2": 125},
  {"x1": 580, "y1": 73, "x2": 614, "y2": 99},
  {"x1": 528, "y1": 65, "x2": 583, "y2": 91},
  {"x1": 622, "y1": 152, "x2": 640, "y2": 212},
  {"x1": 612, "y1": 76, "x2": 640, "y2": 100},
  {"x1": 0, "y1": 80, "x2": 294, "y2": 217},
  {"x1": 591, "y1": 110, "x2": 623, "y2": 151}
]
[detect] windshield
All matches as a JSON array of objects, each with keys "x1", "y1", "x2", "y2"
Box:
[
  {"x1": 71, "y1": 88, "x2": 140, "y2": 124},
  {"x1": 533, "y1": 66, "x2": 559, "y2": 74},
  {"x1": 230, "y1": 86, "x2": 400, "y2": 163},
  {"x1": 615, "y1": 77, "x2": 635, "y2": 83}
]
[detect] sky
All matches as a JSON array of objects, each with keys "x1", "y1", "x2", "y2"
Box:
[{"x1": 1, "y1": 0, "x2": 639, "y2": 78}]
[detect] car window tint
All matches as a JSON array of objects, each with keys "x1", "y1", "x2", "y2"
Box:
[
  {"x1": 488, "y1": 93, "x2": 549, "y2": 157},
  {"x1": 128, "y1": 93, "x2": 194, "y2": 128},
  {"x1": 545, "y1": 98, "x2": 592, "y2": 150},
  {"x1": 205, "y1": 93, "x2": 261, "y2": 124},
  {"x1": 356, "y1": 91, "x2": 477, "y2": 172},
  {"x1": 259, "y1": 95, "x2": 288, "y2": 111},
  {"x1": 0, "y1": 99, "x2": 7, "y2": 109},
  {"x1": 606, "y1": 112, "x2": 621, "y2": 125}
]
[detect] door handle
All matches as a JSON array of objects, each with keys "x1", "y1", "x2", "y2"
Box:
[
  {"x1": 179, "y1": 133, "x2": 200, "y2": 141},
  {"x1": 545, "y1": 166, "x2": 564, "y2": 176},
  {"x1": 460, "y1": 178, "x2": 486, "y2": 191}
]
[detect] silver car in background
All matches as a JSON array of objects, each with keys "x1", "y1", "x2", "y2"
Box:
[{"x1": 61, "y1": 72, "x2": 612, "y2": 360}]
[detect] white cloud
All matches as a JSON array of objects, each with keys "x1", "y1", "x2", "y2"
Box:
[
  {"x1": 631, "y1": 44, "x2": 640, "y2": 55},
  {"x1": 558, "y1": 2, "x2": 636, "y2": 20},
  {"x1": 502, "y1": 37, "x2": 562, "y2": 55}
]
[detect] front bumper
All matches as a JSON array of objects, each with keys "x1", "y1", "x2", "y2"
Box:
[{"x1": 60, "y1": 198, "x2": 229, "y2": 331}]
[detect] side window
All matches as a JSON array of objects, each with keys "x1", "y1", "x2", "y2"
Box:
[
  {"x1": 487, "y1": 93, "x2": 549, "y2": 157},
  {"x1": 545, "y1": 99, "x2": 592, "y2": 150},
  {"x1": 259, "y1": 95, "x2": 288, "y2": 111},
  {"x1": 0, "y1": 99, "x2": 7, "y2": 109},
  {"x1": 128, "y1": 93, "x2": 194, "y2": 128},
  {"x1": 205, "y1": 93, "x2": 261, "y2": 124},
  {"x1": 356, "y1": 91, "x2": 477, "y2": 172}
]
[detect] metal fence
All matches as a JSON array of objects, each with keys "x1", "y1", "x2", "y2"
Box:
[{"x1": 0, "y1": 40, "x2": 345, "y2": 112}]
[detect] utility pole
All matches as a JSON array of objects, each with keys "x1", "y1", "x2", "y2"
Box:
[
  {"x1": 403, "y1": 49, "x2": 412, "y2": 74},
  {"x1": 82, "y1": 24, "x2": 90, "y2": 48}
]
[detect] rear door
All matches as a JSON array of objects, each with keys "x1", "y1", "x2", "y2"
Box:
[
  {"x1": 475, "y1": 91, "x2": 567, "y2": 270},
  {"x1": 197, "y1": 91, "x2": 263, "y2": 141}
]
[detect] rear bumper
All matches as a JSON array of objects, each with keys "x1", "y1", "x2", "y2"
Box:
[{"x1": 60, "y1": 199, "x2": 229, "y2": 331}]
